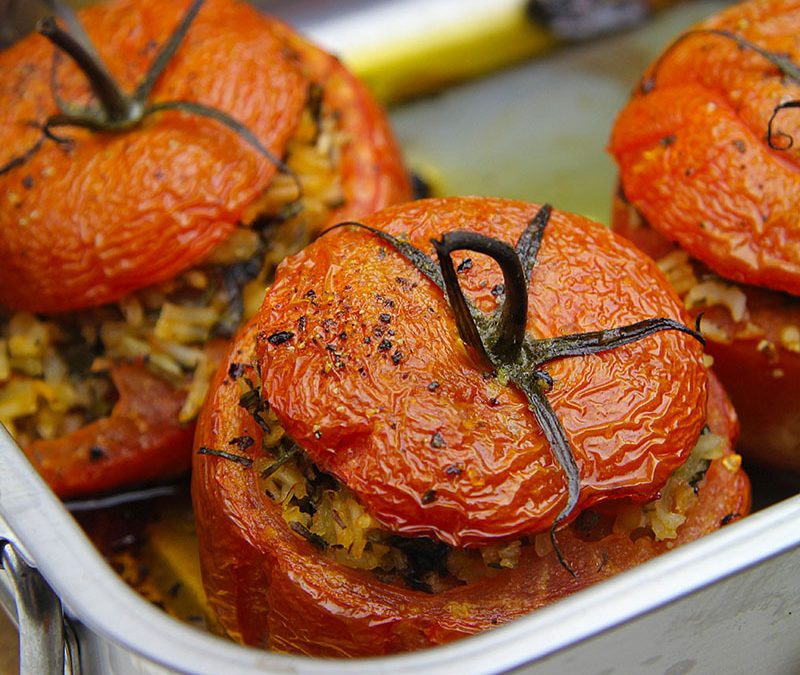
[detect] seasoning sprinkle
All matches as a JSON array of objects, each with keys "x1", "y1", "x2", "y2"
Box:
[{"x1": 267, "y1": 330, "x2": 295, "y2": 346}]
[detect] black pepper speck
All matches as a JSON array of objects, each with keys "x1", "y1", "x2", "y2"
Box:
[
  {"x1": 267, "y1": 331, "x2": 295, "y2": 346},
  {"x1": 422, "y1": 489, "x2": 437, "y2": 504}
]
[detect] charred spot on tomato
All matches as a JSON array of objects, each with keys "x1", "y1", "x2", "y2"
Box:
[
  {"x1": 228, "y1": 363, "x2": 246, "y2": 380},
  {"x1": 720, "y1": 512, "x2": 741, "y2": 526},
  {"x1": 573, "y1": 510, "x2": 614, "y2": 542},
  {"x1": 421, "y1": 489, "x2": 438, "y2": 504},
  {"x1": 89, "y1": 445, "x2": 107, "y2": 462},
  {"x1": 228, "y1": 436, "x2": 255, "y2": 451},
  {"x1": 457, "y1": 258, "x2": 473, "y2": 274}
]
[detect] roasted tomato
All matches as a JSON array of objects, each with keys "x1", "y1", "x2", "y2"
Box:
[
  {"x1": 193, "y1": 197, "x2": 750, "y2": 656},
  {"x1": 0, "y1": 0, "x2": 410, "y2": 498},
  {"x1": 608, "y1": 0, "x2": 800, "y2": 471}
]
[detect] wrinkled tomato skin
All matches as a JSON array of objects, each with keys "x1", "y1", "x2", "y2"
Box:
[
  {"x1": 192, "y1": 319, "x2": 749, "y2": 656},
  {"x1": 0, "y1": 0, "x2": 410, "y2": 313},
  {"x1": 253, "y1": 197, "x2": 706, "y2": 545},
  {"x1": 2, "y1": 0, "x2": 410, "y2": 496},
  {"x1": 608, "y1": 0, "x2": 800, "y2": 297},
  {"x1": 613, "y1": 195, "x2": 800, "y2": 472}
]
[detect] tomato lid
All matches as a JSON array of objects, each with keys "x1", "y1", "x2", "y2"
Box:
[
  {"x1": 256, "y1": 197, "x2": 707, "y2": 547},
  {"x1": 0, "y1": 0, "x2": 307, "y2": 312},
  {"x1": 609, "y1": 0, "x2": 800, "y2": 296}
]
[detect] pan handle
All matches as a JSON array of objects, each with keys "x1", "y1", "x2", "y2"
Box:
[{"x1": 0, "y1": 538, "x2": 80, "y2": 674}]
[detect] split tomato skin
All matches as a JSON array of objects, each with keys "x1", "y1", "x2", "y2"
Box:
[
  {"x1": 24, "y1": 361, "x2": 196, "y2": 500},
  {"x1": 0, "y1": 0, "x2": 410, "y2": 313},
  {"x1": 608, "y1": 0, "x2": 800, "y2": 297},
  {"x1": 254, "y1": 197, "x2": 707, "y2": 546},
  {"x1": 192, "y1": 317, "x2": 749, "y2": 656},
  {"x1": 23, "y1": 339, "x2": 228, "y2": 499}
]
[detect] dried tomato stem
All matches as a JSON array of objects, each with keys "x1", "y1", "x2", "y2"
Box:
[
  {"x1": 518, "y1": 376, "x2": 578, "y2": 578},
  {"x1": 767, "y1": 100, "x2": 800, "y2": 150},
  {"x1": 0, "y1": 133, "x2": 45, "y2": 175},
  {"x1": 197, "y1": 445, "x2": 254, "y2": 468},
  {"x1": 433, "y1": 231, "x2": 528, "y2": 363},
  {"x1": 41, "y1": 0, "x2": 99, "y2": 62},
  {"x1": 515, "y1": 203, "x2": 551, "y2": 283},
  {"x1": 531, "y1": 317, "x2": 704, "y2": 365},
  {"x1": 321, "y1": 221, "x2": 445, "y2": 290},
  {"x1": 4, "y1": 0, "x2": 294, "y2": 181},
  {"x1": 146, "y1": 100, "x2": 300, "y2": 192},
  {"x1": 37, "y1": 16, "x2": 133, "y2": 123},
  {"x1": 431, "y1": 235, "x2": 492, "y2": 361},
  {"x1": 134, "y1": 0, "x2": 205, "y2": 103},
  {"x1": 319, "y1": 218, "x2": 704, "y2": 576}
]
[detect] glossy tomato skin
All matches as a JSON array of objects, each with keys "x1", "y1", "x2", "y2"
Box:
[
  {"x1": 608, "y1": 0, "x2": 800, "y2": 297},
  {"x1": 0, "y1": 0, "x2": 410, "y2": 313},
  {"x1": 193, "y1": 318, "x2": 749, "y2": 657},
  {"x1": 253, "y1": 197, "x2": 707, "y2": 546},
  {"x1": 613, "y1": 194, "x2": 800, "y2": 472},
  {"x1": 2, "y1": 0, "x2": 410, "y2": 497}
]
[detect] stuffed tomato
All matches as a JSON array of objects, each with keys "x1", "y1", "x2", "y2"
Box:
[
  {"x1": 609, "y1": 0, "x2": 800, "y2": 471},
  {"x1": 193, "y1": 197, "x2": 750, "y2": 656},
  {"x1": 0, "y1": 0, "x2": 411, "y2": 497}
]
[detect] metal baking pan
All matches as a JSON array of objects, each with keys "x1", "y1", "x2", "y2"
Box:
[{"x1": 2, "y1": 1, "x2": 800, "y2": 673}]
